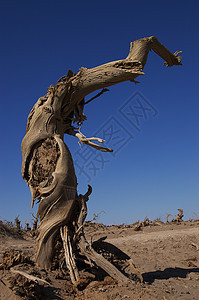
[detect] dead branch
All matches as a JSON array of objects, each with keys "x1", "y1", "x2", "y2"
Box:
[
  {"x1": 76, "y1": 196, "x2": 131, "y2": 284},
  {"x1": 85, "y1": 88, "x2": 109, "y2": 105},
  {"x1": 24, "y1": 222, "x2": 31, "y2": 231},
  {"x1": 192, "y1": 212, "x2": 199, "y2": 220},
  {"x1": 87, "y1": 210, "x2": 105, "y2": 223},
  {"x1": 60, "y1": 226, "x2": 79, "y2": 284},
  {"x1": 191, "y1": 242, "x2": 199, "y2": 251},
  {"x1": 133, "y1": 217, "x2": 152, "y2": 231},
  {"x1": 75, "y1": 131, "x2": 113, "y2": 152},
  {"x1": 166, "y1": 213, "x2": 172, "y2": 223},
  {"x1": 14, "y1": 216, "x2": 21, "y2": 233},
  {"x1": 172, "y1": 209, "x2": 184, "y2": 223},
  {"x1": 10, "y1": 268, "x2": 50, "y2": 286},
  {"x1": 128, "y1": 259, "x2": 143, "y2": 283}
]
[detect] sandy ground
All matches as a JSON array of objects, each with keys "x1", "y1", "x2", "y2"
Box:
[{"x1": 0, "y1": 221, "x2": 199, "y2": 299}]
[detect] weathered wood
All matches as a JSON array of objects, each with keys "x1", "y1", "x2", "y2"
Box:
[
  {"x1": 10, "y1": 268, "x2": 50, "y2": 286},
  {"x1": 21, "y1": 36, "x2": 182, "y2": 281},
  {"x1": 60, "y1": 226, "x2": 79, "y2": 284},
  {"x1": 79, "y1": 234, "x2": 131, "y2": 284},
  {"x1": 76, "y1": 196, "x2": 131, "y2": 284}
]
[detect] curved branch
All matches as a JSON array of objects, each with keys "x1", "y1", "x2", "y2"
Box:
[
  {"x1": 63, "y1": 36, "x2": 182, "y2": 116},
  {"x1": 75, "y1": 132, "x2": 113, "y2": 152}
]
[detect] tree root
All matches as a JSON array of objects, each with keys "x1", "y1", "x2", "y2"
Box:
[
  {"x1": 60, "y1": 186, "x2": 141, "y2": 285},
  {"x1": 60, "y1": 226, "x2": 79, "y2": 284}
]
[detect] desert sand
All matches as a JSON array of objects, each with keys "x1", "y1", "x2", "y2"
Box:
[{"x1": 0, "y1": 220, "x2": 199, "y2": 299}]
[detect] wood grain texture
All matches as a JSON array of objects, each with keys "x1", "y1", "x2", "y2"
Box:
[{"x1": 21, "y1": 36, "x2": 182, "y2": 281}]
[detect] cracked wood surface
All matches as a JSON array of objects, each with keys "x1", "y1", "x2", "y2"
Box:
[{"x1": 21, "y1": 36, "x2": 182, "y2": 273}]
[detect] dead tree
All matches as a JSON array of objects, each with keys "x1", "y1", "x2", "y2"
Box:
[
  {"x1": 172, "y1": 208, "x2": 184, "y2": 223},
  {"x1": 15, "y1": 216, "x2": 21, "y2": 233},
  {"x1": 21, "y1": 36, "x2": 182, "y2": 283},
  {"x1": 24, "y1": 222, "x2": 31, "y2": 231}
]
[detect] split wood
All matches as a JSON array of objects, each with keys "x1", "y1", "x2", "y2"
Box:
[{"x1": 60, "y1": 195, "x2": 131, "y2": 284}]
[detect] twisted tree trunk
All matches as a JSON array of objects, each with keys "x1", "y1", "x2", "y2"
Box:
[{"x1": 21, "y1": 36, "x2": 182, "y2": 283}]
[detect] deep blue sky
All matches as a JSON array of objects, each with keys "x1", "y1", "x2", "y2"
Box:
[{"x1": 1, "y1": 0, "x2": 199, "y2": 225}]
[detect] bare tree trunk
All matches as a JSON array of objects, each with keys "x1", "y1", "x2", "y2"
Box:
[{"x1": 21, "y1": 36, "x2": 181, "y2": 283}]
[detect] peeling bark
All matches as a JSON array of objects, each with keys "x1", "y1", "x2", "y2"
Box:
[{"x1": 21, "y1": 36, "x2": 182, "y2": 283}]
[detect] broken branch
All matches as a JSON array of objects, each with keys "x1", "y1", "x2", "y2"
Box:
[
  {"x1": 10, "y1": 268, "x2": 50, "y2": 286},
  {"x1": 85, "y1": 88, "x2": 109, "y2": 105}
]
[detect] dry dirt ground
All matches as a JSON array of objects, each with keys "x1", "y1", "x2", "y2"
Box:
[{"x1": 0, "y1": 221, "x2": 199, "y2": 300}]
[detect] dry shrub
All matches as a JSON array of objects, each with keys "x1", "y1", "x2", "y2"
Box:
[
  {"x1": 0, "y1": 249, "x2": 32, "y2": 270},
  {"x1": 9, "y1": 274, "x2": 44, "y2": 300}
]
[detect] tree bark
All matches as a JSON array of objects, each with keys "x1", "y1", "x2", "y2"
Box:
[{"x1": 21, "y1": 36, "x2": 182, "y2": 283}]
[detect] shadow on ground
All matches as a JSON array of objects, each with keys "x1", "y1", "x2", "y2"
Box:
[{"x1": 143, "y1": 267, "x2": 199, "y2": 284}]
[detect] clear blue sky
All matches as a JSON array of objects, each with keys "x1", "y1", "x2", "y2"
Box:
[{"x1": 1, "y1": 0, "x2": 199, "y2": 225}]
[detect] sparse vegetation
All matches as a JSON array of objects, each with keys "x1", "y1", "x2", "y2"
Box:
[
  {"x1": 0, "y1": 219, "x2": 22, "y2": 238},
  {"x1": 0, "y1": 215, "x2": 39, "y2": 239},
  {"x1": 1, "y1": 209, "x2": 199, "y2": 299}
]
